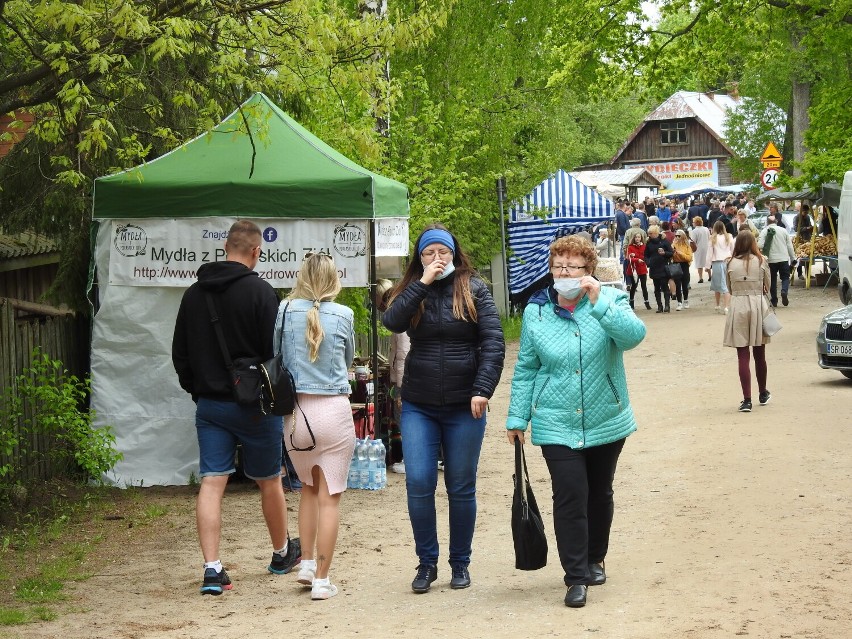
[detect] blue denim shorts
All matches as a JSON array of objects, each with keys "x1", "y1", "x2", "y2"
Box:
[{"x1": 196, "y1": 398, "x2": 283, "y2": 480}]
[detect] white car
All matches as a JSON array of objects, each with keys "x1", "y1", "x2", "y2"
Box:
[{"x1": 817, "y1": 304, "x2": 852, "y2": 379}]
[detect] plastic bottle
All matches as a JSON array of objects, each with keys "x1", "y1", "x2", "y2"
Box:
[
  {"x1": 347, "y1": 445, "x2": 360, "y2": 489},
  {"x1": 367, "y1": 439, "x2": 383, "y2": 490},
  {"x1": 356, "y1": 438, "x2": 370, "y2": 489},
  {"x1": 375, "y1": 438, "x2": 387, "y2": 489}
]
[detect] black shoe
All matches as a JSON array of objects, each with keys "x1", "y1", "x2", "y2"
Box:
[
  {"x1": 656, "y1": 307, "x2": 663, "y2": 313},
  {"x1": 663, "y1": 305, "x2": 670, "y2": 313},
  {"x1": 200, "y1": 567, "x2": 233, "y2": 595},
  {"x1": 564, "y1": 584, "x2": 587, "y2": 608},
  {"x1": 629, "y1": 300, "x2": 635, "y2": 309},
  {"x1": 759, "y1": 390, "x2": 771, "y2": 406},
  {"x1": 588, "y1": 562, "x2": 606, "y2": 586},
  {"x1": 738, "y1": 399, "x2": 752, "y2": 413},
  {"x1": 268, "y1": 537, "x2": 301, "y2": 574},
  {"x1": 450, "y1": 564, "x2": 471, "y2": 589},
  {"x1": 411, "y1": 564, "x2": 438, "y2": 593},
  {"x1": 697, "y1": 279, "x2": 704, "y2": 283},
  {"x1": 781, "y1": 292, "x2": 789, "y2": 306},
  {"x1": 644, "y1": 301, "x2": 652, "y2": 310}
]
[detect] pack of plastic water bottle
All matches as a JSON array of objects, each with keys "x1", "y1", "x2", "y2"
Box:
[{"x1": 347, "y1": 437, "x2": 386, "y2": 490}]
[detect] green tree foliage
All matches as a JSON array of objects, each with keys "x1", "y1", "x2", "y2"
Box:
[
  {"x1": 0, "y1": 349, "x2": 122, "y2": 487},
  {"x1": 0, "y1": 0, "x2": 447, "y2": 307},
  {"x1": 387, "y1": 0, "x2": 647, "y2": 266}
]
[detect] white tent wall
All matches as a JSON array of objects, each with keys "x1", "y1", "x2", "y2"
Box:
[{"x1": 91, "y1": 222, "x2": 198, "y2": 486}]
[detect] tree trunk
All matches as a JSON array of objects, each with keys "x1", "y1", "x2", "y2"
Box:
[{"x1": 788, "y1": 29, "x2": 810, "y2": 178}]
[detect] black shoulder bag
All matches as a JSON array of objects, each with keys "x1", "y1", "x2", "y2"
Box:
[
  {"x1": 205, "y1": 295, "x2": 315, "y2": 452},
  {"x1": 511, "y1": 438, "x2": 548, "y2": 570}
]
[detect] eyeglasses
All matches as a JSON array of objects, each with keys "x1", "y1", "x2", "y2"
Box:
[
  {"x1": 551, "y1": 263, "x2": 587, "y2": 274},
  {"x1": 421, "y1": 248, "x2": 453, "y2": 259}
]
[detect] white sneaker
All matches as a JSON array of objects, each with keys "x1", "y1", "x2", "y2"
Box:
[
  {"x1": 724, "y1": 307, "x2": 729, "y2": 314},
  {"x1": 683, "y1": 300, "x2": 690, "y2": 309},
  {"x1": 311, "y1": 579, "x2": 338, "y2": 600},
  {"x1": 391, "y1": 462, "x2": 406, "y2": 474},
  {"x1": 715, "y1": 305, "x2": 721, "y2": 314},
  {"x1": 297, "y1": 560, "x2": 316, "y2": 586},
  {"x1": 675, "y1": 302, "x2": 683, "y2": 311}
]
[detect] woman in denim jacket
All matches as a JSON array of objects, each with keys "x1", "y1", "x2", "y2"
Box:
[
  {"x1": 506, "y1": 235, "x2": 646, "y2": 608},
  {"x1": 275, "y1": 253, "x2": 355, "y2": 600}
]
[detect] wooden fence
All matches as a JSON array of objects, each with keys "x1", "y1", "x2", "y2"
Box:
[{"x1": 0, "y1": 299, "x2": 89, "y2": 482}]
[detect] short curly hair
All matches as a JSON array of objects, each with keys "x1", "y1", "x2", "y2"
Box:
[{"x1": 549, "y1": 235, "x2": 597, "y2": 274}]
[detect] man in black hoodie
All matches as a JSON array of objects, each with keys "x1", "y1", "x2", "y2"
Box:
[{"x1": 173, "y1": 220, "x2": 300, "y2": 595}]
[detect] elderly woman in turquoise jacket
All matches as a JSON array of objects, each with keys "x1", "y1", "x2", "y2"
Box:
[{"x1": 506, "y1": 234, "x2": 646, "y2": 609}]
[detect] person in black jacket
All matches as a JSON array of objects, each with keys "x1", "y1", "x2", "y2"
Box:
[
  {"x1": 172, "y1": 220, "x2": 300, "y2": 596},
  {"x1": 644, "y1": 225, "x2": 674, "y2": 313},
  {"x1": 382, "y1": 223, "x2": 505, "y2": 594}
]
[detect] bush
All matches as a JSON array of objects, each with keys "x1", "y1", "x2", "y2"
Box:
[{"x1": 0, "y1": 349, "x2": 122, "y2": 489}]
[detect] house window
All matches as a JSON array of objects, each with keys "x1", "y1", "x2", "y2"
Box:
[{"x1": 660, "y1": 121, "x2": 687, "y2": 145}]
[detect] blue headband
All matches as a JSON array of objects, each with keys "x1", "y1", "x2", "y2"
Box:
[{"x1": 418, "y1": 229, "x2": 455, "y2": 255}]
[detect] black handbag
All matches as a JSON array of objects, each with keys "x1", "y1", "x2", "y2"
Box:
[
  {"x1": 511, "y1": 438, "x2": 548, "y2": 570},
  {"x1": 665, "y1": 261, "x2": 683, "y2": 279}
]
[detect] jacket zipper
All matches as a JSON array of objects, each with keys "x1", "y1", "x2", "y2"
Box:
[
  {"x1": 606, "y1": 374, "x2": 622, "y2": 410},
  {"x1": 532, "y1": 377, "x2": 551, "y2": 414}
]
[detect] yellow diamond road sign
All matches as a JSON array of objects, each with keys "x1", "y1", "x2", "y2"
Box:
[{"x1": 761, "y1": 141, "x2": 783, "y2": 164}]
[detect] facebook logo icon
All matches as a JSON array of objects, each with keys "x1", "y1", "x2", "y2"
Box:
[{"x1": 263, "y1": 227, "x2": 278, "y2": 242}]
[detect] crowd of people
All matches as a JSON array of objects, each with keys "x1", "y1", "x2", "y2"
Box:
[{"x1": 171, "y1": 198, "x2": 823, "y2": 608}]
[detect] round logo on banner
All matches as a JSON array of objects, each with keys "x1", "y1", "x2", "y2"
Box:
[
  {"x1": 114, "y1": 224, "x2": 148, "y2": 257},
  {"x1": 761, "y1": 168, "x2": 779, "y2": 190},
  {"x1": 333, "y1": 222, "x2": 367, "y2": 258},
  {"x1": 262, "y1": 227, "x2": 278, "y2": 243}
]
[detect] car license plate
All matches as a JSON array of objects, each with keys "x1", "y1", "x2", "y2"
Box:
[{"x1": 827, "y1": 343, "x2": 852, "y2": 355}]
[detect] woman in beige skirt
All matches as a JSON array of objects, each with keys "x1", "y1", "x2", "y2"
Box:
[
  {"x1": 275, "y1": 253, "x2": 356, "y2": 600},
  {"x1": 723, "y1": 231, "x2": 771, "y2": 413}
]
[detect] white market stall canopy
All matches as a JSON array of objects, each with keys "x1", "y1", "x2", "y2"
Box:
[
  {"x1": 89, "y1": 93, "x2": 409, "y2": 486},
  {"x1": 507, "y1": 169, "x2": 615, "y2": 295}
]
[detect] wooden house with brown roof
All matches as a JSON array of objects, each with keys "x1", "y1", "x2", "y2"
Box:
[{"x1": 609, "y1": 91, "x2": 746, "y2": 194}]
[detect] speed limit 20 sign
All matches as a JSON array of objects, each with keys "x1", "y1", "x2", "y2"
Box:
[{"x1": 761, "y1": 168, "x2": 779, "y2": 189}]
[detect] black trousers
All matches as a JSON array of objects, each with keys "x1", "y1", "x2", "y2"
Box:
[
  {"x1": 541, "y1": 438, "x2": 627, "y2": 585},
  {"x1": 768, "y1": 261, "x2": 791, "y2": 306},
  {"x1": 674, "y1": 262, "x2": 691, "y2": 302},
  {"x1": 652, "y1": 276, "x2": 670, "y2": 308}
]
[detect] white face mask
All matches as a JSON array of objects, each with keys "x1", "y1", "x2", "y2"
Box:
[
  {"x1": 434, "y1": 261, "x2": 456, "y2": 280},
  {"x1": 553, "y1": 277, "x2": 583, "y2": 297}
]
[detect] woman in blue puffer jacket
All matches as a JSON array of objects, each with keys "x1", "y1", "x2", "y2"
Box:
[
  {"x1": 506, "y1": 234, "x2": 646, "y2": 609},
  {"x1": 383, "y1": 223, "x2": 505, "y2": 595}
]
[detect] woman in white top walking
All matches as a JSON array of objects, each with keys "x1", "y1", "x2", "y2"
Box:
[
  {"x1": 689, "y1": 217, "x2": 711, "y2": 282},
  {"x1": 708, "y1": 220, "x2": 734, "y2": 314}
]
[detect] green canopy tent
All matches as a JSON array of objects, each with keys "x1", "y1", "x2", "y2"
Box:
[
  {"x1": 90, "y1": 93, "x2": 409, "y2": 486},
  {"x1": 93, "y1": 93, "x2": 408, "y2": 220}
]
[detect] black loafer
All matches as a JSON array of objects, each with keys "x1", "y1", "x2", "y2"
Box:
[
  {"x1": 450, "y1": 565, "x2": 471, "y2": 589},
  {"x1": 588, "y1": 562, "x2": 606, "y2": 586},
  {"x1": 564, "y1": 584, "x2": 587, "y2": 608},
  {"x1": 411, "y1": 564, "x2": 437, "y2": 593}
]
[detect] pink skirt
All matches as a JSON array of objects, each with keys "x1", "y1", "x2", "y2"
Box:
[{"x1": 286, "y1": 394, "x2": 355, "y2": 495}]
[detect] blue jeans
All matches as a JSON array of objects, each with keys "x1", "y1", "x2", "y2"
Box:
[
  {"x1": 400, "y1": 400, "x2": 486, "y2": 567},
  {"x1": 768, "y1": 261, "x2": 791, "y2": 306},
  {"x1": 196, "y1": 398, "x2": 283, "y2": 480}
]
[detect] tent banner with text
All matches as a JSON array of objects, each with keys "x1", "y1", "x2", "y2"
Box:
[{"x1": 106, "y1": 217, "x2": 407, "y2": 288}]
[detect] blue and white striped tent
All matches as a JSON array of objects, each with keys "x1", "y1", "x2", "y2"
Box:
[{"x1": 508, "y1": 169, "x2": 615, "y2": 294}]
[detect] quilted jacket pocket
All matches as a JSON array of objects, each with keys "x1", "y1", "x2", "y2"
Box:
[
  {"x1": 605, "y1": 374, "x2": 622, "y2": 410},
  {"x1": 532, "y1": 377, "x2": 551, "y2": 415}
]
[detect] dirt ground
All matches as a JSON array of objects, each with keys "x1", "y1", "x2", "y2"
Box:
[{"x1": 9, "y1": 276, "x2": 852, "y2": 639}]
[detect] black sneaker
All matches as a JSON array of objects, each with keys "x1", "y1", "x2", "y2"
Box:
[
  {"x1": 411, "y1": 564, "x2": 438, "y2": 593},
  {"x1": 759, "y1": 390, "x2": 771, "y2": 406},
  {"x1": 738, "y1": 399, "x2": 752, "y2": 413},
  {"x1": 268, "y1": 537, "x2": 301, "y2": 574},
  {"x1": 200, "y1": 567, "x2": 233, "y2": 595},
  {"x1": 781, "y1": 292, "x2": 789, "y2": 306},
  {"x1": 450, "y1": 564, "x2": 471, "y2": 589}
]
